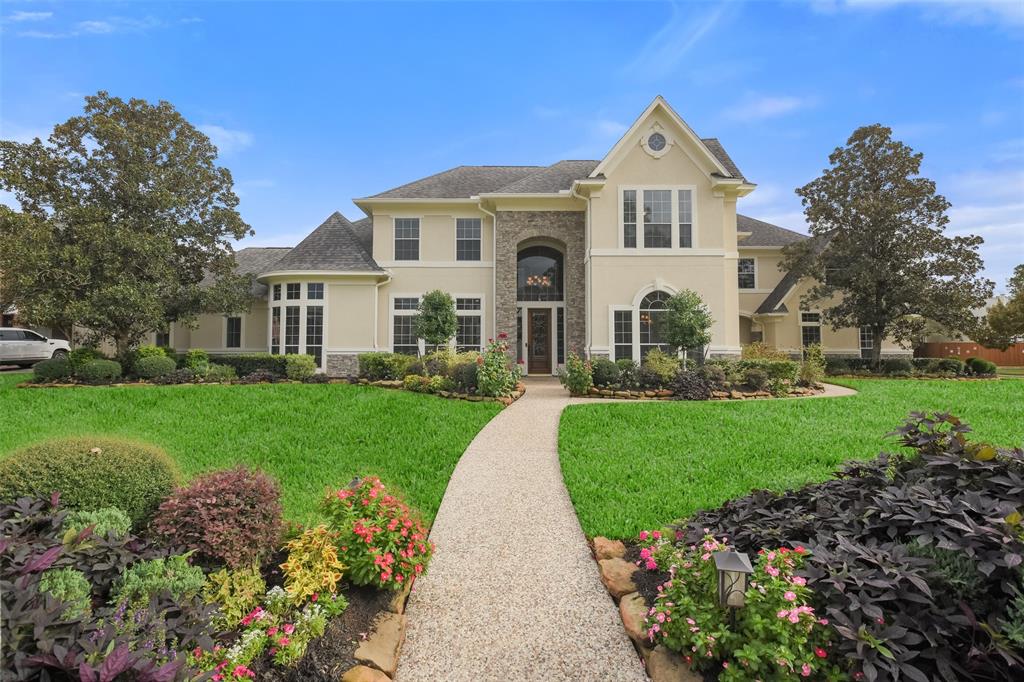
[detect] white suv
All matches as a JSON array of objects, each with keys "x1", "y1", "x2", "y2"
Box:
[{"x1": 0, "y1": 328, "x2": 71, "y2": 367}]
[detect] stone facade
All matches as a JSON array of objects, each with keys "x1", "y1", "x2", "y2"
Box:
[
  {"x1": 326, "y1": 353, "x2": 359, "y2": 378},
  {"x1": 495, "y1": 211, "x2": 586, "y2": 367}
]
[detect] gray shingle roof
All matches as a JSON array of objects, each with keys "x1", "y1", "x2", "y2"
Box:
[
  {"x1": 350, "y1": 216, "x2": 373, "y2": 253},
  {"x1": 754, "y1": 235, "x2": 829, "y2": 314},
  {"x1": 701, "y1": 138, "x2": 745, "y2": 181},
  {"x1": 494, "y1": 160, "x2": 600, "y2": 193},
  {"x1": 268, "y1": 212, "x2": 382, "y2": 273},
  {"x1": 369, "y1": 166, "x2": 540, "y2": 199},
  {"x1": 737, "y1": 214, "x2": 807, "y2": 247}
]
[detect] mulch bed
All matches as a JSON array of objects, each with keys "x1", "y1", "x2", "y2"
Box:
[{"x1": 624, "y1": 543, "x2": 669, "y2": 608}]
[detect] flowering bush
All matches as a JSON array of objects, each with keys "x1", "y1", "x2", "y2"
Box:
[
  {"x1": 558, "y1": 351, "x2": 592, "y2": 395},
  {"x1": 280, "y1": 525, "x2": 345, "y2": 605},
  {"x1": 642, "y1": 532, "x2": 843, "y2": 680},
  {"x1": 321, "y1": 476, "x2": 434, "y2": 590},
  {"x1": 152, "y1": 467, "x2": 284, "y2": 569},
  {"x1": 476, "y1": 334, "x2": 521, "y2": 397}
]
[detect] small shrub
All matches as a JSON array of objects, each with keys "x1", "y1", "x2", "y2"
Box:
[
  {"x1": 637, "y1": 366, "x2": 663, "y2": 389},
  {"x1": 285, "y1": 353, "x2": 317, "y2": 381},
  {"x1": 358, "y1": 351, "x2": 413, "y2": 381},
  {"x1": 184, "y1": 349, "x2": 209, "y2": 375},
  {"x1": 966, "y1": 357, "x2": 997, "y2": 375},
  {"x1": 152, "y1": 367, "x2": 196, "y2": 385},
  {"x1": 558, "y1": 351, "x2": 593, "y2": 395},
  {"x1": 882, "y1": 357, "x2": 914, "y2": 375},
  {"x1": 642, "y1": 348, "x2": 680, "y2": 386},
  {"x1": 824, "y1": 357, "x2": 849, "y2": 375},
  {"x1": 799, "y1": 343, "x2": 826, "y2": 386},
  {"x1": 303, "y1": 373, "x2": 330, "y2": 384},
  {"x1": 0, "y1": 437, "x2": 178, "y2": 526},
  {"x1": 152, "y1": 466, "x2": 283, "y2": 569},
  {"x1": 112, "y1": 554, "x2": 206, "y2": 605},
  {"x1": 590, "y1": 357, "x2": 620, "y2": 387},
  {"x1": 63, "y1": 506, "x2": 132, "y2": 540},
  {"x1": 672, "y1": 370, "x2": 711, "y2": 400},
  {"x1": 428, "y1": 374, "x2": 453, "y2": 393},
  {"x1": 615, "y1": 359, "x2": 640, "y2": 389},
  {"x1": 135, "y1": 344, "x2": 168, "y2": 361},
  {"x1": 695, "y1": 364, "x2": 726, "y2": 390},
  {"x1": 423, "y1": 349, "x2": 455, "y2": 376},
  {"x1": 907, "y1": 540, "x2": 985, "y2": 602},
  {"x1": 203, "y1": 362, "x2": 237, "y2": 383},
  {"x1": 322, "y1": 477, "x2": 433, "y2": 591},
  {"x1": 238, "y1": 368, "x2": 279, "y2": 384},
  {"x1": 134, "y1": 354, "x2": 176, "y2": 380},
  {"x1": 477, "y1": 335, "x2": 521, "y2": 397},
  {"x1": 39, "y1": 567, "x2": 92, "y2": 619},
  {"x1": 280, "y1": 525, "x2": 345, "y2": 605},
  {"x1": 405, "y1": 360, "x2": 425, "y2": 377},
  {"x1": 202, "y1": 565, "x2": 266, "y2": 630},
  {"x1": 743, "y1": 367, "x2": 769, "y2": 390},
  {"x1": 212, "y1": 353, "x2": 287, "y2": 377},
  {"x1": 75, "y1": 359, "x2": 122, "y2": 384},
  {"x1": 403, "y1": 374, "x2": 431, "y2": 392},
  {"x1": 450, "y1": 360, "x2": 479, "y2": 393},
  {"x1": 33, "y1": 358, "x2": 72, "y2": 383},
  {"x1": 68, "y1": 346, "x2": 102, "y2": 370},
  {"x1": 741, "y1": 341, "x2": 790, "y2": 361}
]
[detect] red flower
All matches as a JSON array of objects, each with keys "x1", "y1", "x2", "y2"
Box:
[{"x1": 815, "y1": 647, "x2": 827, "y2": 658}]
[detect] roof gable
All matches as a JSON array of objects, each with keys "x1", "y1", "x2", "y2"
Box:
[
  {"x1": 268, "y1": 212, "x2": 382, "y2": 273},
  {"x1": 589, "y1": 96, "x2": 742, "y2": 182}
]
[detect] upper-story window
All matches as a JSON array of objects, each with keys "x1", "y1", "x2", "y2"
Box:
[
  {"x1": 621, "y1": 187, "x2": 696, "y2": 249},
  {"x1": 286, "y1": 283, "x2": 301, "y2": 300},
  {"x1": 517, "y1": 246, "x2": 563, "y2": 301},
  {"x1": 394, "y1": 218, "x2": 420, "y2": 261},
  {"x1": 456, "y1": 218, "x2": 482, "y2": 261},
  {"x1": 307, "y1": 283, "x2": 324, "y2": 300},
  {"x1": 272, "y1": 284, "x2": 281, "y2": 301},
  {"x1": 738, "y1": 258, "x2": 756, "y2": 289}
]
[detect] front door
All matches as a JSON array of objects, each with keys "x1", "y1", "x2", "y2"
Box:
[{"x1": 527, "y1": 308, "x2": 552, "y2": 375}]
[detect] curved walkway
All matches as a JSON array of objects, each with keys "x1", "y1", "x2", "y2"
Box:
[{"x1": 397, "y1": 378, "x2": 647, "y2": 681}]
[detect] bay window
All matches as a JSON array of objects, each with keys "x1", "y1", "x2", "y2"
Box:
[{"x1": 268, "y1": 281, "x2": 328, "y2": 369}]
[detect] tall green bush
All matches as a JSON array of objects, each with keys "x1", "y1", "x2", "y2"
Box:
[
  {"x1": 33, "y1": 358, "x2": 72, "y2": 383},
  {"x1": 134, "y1": 355, "x2": 176, "y2": 380},
  {"x1": 285, "y1": 354, "x2": 317, "y2": 381},
  {"x1": 558, "y1": 351, "x2": 593, "y2": 396},
  {"x1": 415, "y1": 290, "x2": 457, "y2": 352},
  {"x1": 477, "y1": 335, "x2": 521, "y2": 397}
]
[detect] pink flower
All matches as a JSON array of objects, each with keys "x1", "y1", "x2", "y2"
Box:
[
  {"x1": 784, "y1": 591, "x2": 797, "y2": 602},
  {"x1": 686, "y1": 617, "x2": 695, "y2": 625},
  {"x1": 777, "y1": 609, "x2": 789, "y2": 619},
  {"x1": 645, "y1": 559, "x2": 657, "y2": 570},
  {"x1": 815, "y1": 647, "x2": 827, "y2": 659},
  {"x1": 267, "y1": 626, "x2": 278, "y2": 636},
  {"x1": 233, "y1": 666, "x2": 255, "y2": 679},
  {"x1": 282, "y1": 623, "x2": 295, "y2": 635},
  {"x1": 639, "y1": 530, "x2": 649, "y2": 541},
  {"x1": 656, "y1": 612, "x2": 666, "y2": 623},
  {"x1": 722, "y1": 662, "x2": 729, "y2": 669},
  {"x1": 801, "y1": 663, "x2": 812, "y2": 677},
  {"x1": 652, "y1": 530, "x2": 661, "y2": 540},
  {"x1": 791, "y1": 575, "x2": 807, "y2": 586},
  {"x1": 766, "y1": 565, "x2": 780, "y2": 577},
  {"x1": 818, "y1": 618, "x2": 829, "y2": 625},
  {"x1": 788, "y1": 611, "x2": 800, "y2": 624},
  {"x1": 639, "y1": 548, "x2": 651, "y2": 559},
  {"x1": 278, "y1": 636, "x2": 291, "y2": 646}
]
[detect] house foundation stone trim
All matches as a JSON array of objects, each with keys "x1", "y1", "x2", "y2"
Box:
[
  {"x1": 326, "y1": 353, "x2": 359, "y2": 378},
  {"x1": 495, "y1": 211, "x2": 586, "y2": 364}
]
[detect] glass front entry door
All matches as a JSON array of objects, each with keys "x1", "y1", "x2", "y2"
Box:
[{"x1": 527, "y1": 308, "x2": 551, "y2": 375}]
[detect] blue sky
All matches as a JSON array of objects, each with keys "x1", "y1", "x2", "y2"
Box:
[{"x1": 2, "y1": 0, "x2": 1022, "y2": 288}]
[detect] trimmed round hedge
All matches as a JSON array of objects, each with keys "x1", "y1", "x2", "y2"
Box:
[
  {"x1": 0, "y1": 437, "x2": 179, "y2": 525},
  {"x1": 76, "y1": 359, "x2": 122, "y2": 384},
  {"x1": 134, "y1": 355, "x2": 177, "y2": 380},
  {"x1": 33, "y1": 358, "x2": 73, "y2": 382}
]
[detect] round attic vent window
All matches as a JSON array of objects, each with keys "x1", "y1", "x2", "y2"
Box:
[{"x1": 647, "y1": 132, "x2": 667, "y2": 151}]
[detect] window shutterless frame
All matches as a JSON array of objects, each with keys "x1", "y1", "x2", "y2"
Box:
[
  {"x1": 390, "y1": 293, "x2": 486, "y2": 355},
  {"x1": 394, "y1": 218, "x2": 420, "y2": 261},
  {"x1": 267, "y1": 282, "x2": 329, "y2": 371},
  {"x1": 618, "y1": 185, "x2": 698, "y2": 250},
  {"x1": 454, "y1": 217, "x2": 482, "y2": 262}
]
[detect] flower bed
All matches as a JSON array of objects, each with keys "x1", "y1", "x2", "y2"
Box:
[
  {"x1": 826, "y1": 355, "x2": 1000, "y2": 379},
  {"x1": 592, "y1": 412, "x2": 1024, "y2": 681},
  {"x1": 1, "y1": 449, "x2": 434, "y2": 682}
]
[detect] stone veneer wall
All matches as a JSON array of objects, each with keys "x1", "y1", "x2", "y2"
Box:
[
  {"x1": 495, "y1": 211, "x2": 586, "y2": 364},
  {"x1": 326, "y1": 353, "x2": 359, "y2": 378}
]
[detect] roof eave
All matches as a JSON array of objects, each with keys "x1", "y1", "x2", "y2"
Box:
[{"x1": 257, "y1": 269, "x2": 387, "y2": 281}]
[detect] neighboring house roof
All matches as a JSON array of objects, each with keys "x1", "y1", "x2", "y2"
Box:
[
  {"x1": 269, "y1": 212, "x2": 382, "y2": 273},
  {"x1": 737, "y1": 214, "x2": 806, "y2": 247},
  {"x1": 369, "y1": 166, "x2": 541, "y2": 199},
  {"x1": 754, "y1": 235, "x2": 830, "y2": 315}
]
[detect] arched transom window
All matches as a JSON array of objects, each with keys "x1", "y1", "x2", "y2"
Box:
[
  {"x1": 639, "y1": 291, "x2": 671, "y2": 359},
  {"x1": 517, "y1": 246, "x2": 563, "y2": 301}
]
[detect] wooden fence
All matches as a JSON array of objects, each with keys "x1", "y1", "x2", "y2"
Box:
[{"x1": 915, "y1": 342, "x2": 1024, "y2": 366}]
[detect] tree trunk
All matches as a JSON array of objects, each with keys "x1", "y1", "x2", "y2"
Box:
[
  {"x1": 114, "y1": 334, "x2": 133, "y2": 366},
  {"x1": 871, "y1": 328, "x2": 884, "y2": 369}
]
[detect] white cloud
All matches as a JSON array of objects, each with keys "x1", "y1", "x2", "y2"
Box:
[
  {"x1": 619, "y1": 3, "x2": 737, "y2": 80},
  {"x1": 591, "y1": 119, "x2": 628, "y2": 138},
  {"x1": 724, "y1": 94, "x2": 819, "y2": 122},
  {"x1": 16, "y1": 15, "x2": 198, "y2": 39},
  {"x1": 943, "y1": 168, "x2": 1024, "y2": 287},
  {"x1": 814, "y1": 0, "x2": 1024, "y2": 28},
  {"x1": 7, "y1": 11, "x2": 53, "y2": 22},
  {"x1": 990, "y1": 138, "x2": 1024, "y2": 163},
  {"x1": 234, "y1": 179, "x2": 276, "y2": 197},
  {"x1": 198, "y1": 125, "x2": 253, "y2": 155}
]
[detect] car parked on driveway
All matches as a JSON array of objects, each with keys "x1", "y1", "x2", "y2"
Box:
[{"x1": 0, "y1": 328, "x2": 71, "y2": 367}]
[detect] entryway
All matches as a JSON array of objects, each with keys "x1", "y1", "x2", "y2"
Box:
[{"x1": 526, "y1": 308, "x2": 552, "y2": 375}]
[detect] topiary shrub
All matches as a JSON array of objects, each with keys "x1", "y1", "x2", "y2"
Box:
[
  {"x1": 134, "y1": 354, "x2": 176, "y2": 380},
  {"x1": 590, "y1": 357, "x2": 620, "y2": 387},
  {"x1": 75, "y1": 359, "x2": 122, "y2": 384},
  {"x1": 151, "y1": 466, "x2": 283, "y2": 569},
  {"x1": 111, "y1": 553, "x2": 206, "y2": 606},
  {"x1": 63, "y1": 507, "x2": 132, "y2": 540},
  {"x1": 882, "y1": 357, "x2": 914, "y2": 375},
  {"x1": 357, "y1": 351, "x2": 413, "y2": 381},
  {"x1": 152, "y1": 367, "x2": 196, "y2": 385},
  {"x1": 33, "y1": 358, "x2": 72, "y2": 383},
  {"x1": 285, "y1": 354, "x2": 317, "y2": 381},
  {"x1": 184, "y1": 349, "x2": 209, "y2": 375},
  {"x1": 695, "y1": 364, "x2": 727, "y2": 390},
  {"x1": 0, "y1": 437, "x2": 178, "y2": 526},
  {"x1": 672, "y1": 370, "x2": 711, "y2": 400},
  {"x1": 966, "y1": 357, "x2": 997, "y2": 376},
  {"x1": 203, "y1": 363, "x2": 236, "y2": 383}
]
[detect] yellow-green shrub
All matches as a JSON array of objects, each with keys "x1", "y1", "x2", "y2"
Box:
[
  {"x1": 280, "y1": 525, "x2": 345, "y2": 605},
  {"x1": 202, "y1": 565, "x2": 266, "y2": 629}
]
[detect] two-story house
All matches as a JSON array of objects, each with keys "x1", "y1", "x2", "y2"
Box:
[{"x1": 160, "y1": 96, "x2": 908, "y2": 375}]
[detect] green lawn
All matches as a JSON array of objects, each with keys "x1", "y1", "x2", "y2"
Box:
[
  {"x1": 998, "y1": 366, "x2": 1024, "y2": 377},
  {"x1": 0, "y1": 374, "x2": 500, "y2": 524},
  {"x1": 558, "y1": 379, "x2": 1024, "y2": 539}
]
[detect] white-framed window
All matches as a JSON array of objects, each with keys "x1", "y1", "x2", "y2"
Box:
[
  {"x1": 639, "y1": 291, "x2": 672, "y2": 358},
  {"x1": 455, "y1": 297, "x2": 482, "y2": 352},
  {"x1": 286, "y1": 283, "x2": 301, "y2": 300},
  {"x1": 455, "y1": 218, "x2": 482, "y2": 261},
  {"x1": 307, "y1": 282, "x2": 324, "y2": 300},
  {"x1": 860, "y1": 325, "x2": 873, "y2": 359},
  {"x1": 394, "y1": 218, "x2": 420, "y2": 261},
  {"x1": 620, "y1": 186, "x2": 697, "y2": 250},
  {"x1": 305, "y1": 305, "x2": 323, "y2": 365},
  {"x1": 271, "y1": 308, "x2": 280, "y2": 354},
  {"x1": 272, "y1": 284, "x2": 281, "y2": 301},
  {"x1": 738, "y1": 258, "x2": 756, "y2": 289},
  {"x1": 268, "y1": 283, "x2": 328, "y2": 369},
  {"x1": 613, "y1": 310, "x2": 632, "y2": 361},
  {"x1": 800, "y1": 311, "x2": 822, "y2": 347},
  {"x1": 225, "y1": 316, "x2": 242, "y2": 348}
]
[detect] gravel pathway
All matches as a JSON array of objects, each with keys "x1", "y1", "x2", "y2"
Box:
[{"x1": 396, "y1": 378, "x2": 648, "y2": 682}]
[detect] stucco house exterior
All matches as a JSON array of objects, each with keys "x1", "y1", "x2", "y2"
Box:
[{"x1": 158, "y1": 97, "x2": 908, "y2": 376}]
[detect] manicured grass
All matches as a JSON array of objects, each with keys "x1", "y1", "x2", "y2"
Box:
[
  {"x1": 0, "y1": 374, "x2": 500, "y2": 524},
  {"x1": 998, "y1": 366, "x2": 1024, "y2": 377},
  {"x1": 558, "y1": 379, "x2": 1024, "y2": 539}
]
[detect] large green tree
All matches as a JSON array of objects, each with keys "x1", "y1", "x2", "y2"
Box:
[
  {"x1": 0, "y1": 92, "x2": 253, "y2": 359},
  {"x1": 974, "y1": 264, "x2": 1024, "y2": 350},
  {"x1": 781, "y1": 124, "x2": 992, "y2": 366}
]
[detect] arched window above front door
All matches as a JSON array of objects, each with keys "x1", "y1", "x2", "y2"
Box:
[
  {"x1": 517, "y1": 246, "x2": 563, "y2": 301},
  {"x1": 639, "y1": 290, "x2": 671, "y2": 359}
]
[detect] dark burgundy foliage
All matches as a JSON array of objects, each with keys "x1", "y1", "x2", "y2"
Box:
[
  {"x1": 671, "y1": 370, "x2": 712, "y2": 400},
  {"x1": 674, "y1": 412, "x2": 1024, "y2": 681},
  {"x1": 238, "y1": 368, "x2": 281, "y2": 384},
  {"x1": 152, "y1": 466, "x2": 284, "y2": 569}
]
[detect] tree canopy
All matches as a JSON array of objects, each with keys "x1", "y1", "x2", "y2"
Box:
[
  {"x1": 974, "y1": 264, "x2": 1024, "y2": 350},
  {"x1": 659, "y1": 289, "x2": 714, "y2": 358},
  {"x1": 781, "y1": 124, "x2": 992, "y2": 365},
  {"x1": 0, "y1": 91, "x2": 253, "y2": 358},
  {"x1": 415, "y1": 290, "x2": 457, "y2": 352}
]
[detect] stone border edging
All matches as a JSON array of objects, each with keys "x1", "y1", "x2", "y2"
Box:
[
  {"x1": 358, "y1": 379, "x2": 527, "y2": 407},
  {"x1": 342, "y1": 579, "x2": 415, "y2": 681}
]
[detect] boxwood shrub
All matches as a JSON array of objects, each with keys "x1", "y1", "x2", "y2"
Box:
[
  {"x1": 75, "y1": 359, "x2": 122, "y2": 384},
  {"x1": 285, "y1": 353, "x2": 317, "y2": 381},
  {"x1": 0, "y1": 436, "x2": 179, "y2": 526},
  {"x1": 209, "y1": 353, "x2": 287, "y2": 377},
  {"x1": 966, "y1": 356, "x2": 998, "y2": 376},
  {"x1": 358, "y1": 351, "x2": 414, "y2": 381},
  {"x1": 134, "y1": 355, "x2": 177, "y2": 380},
  {"x1": 33, "y1": 358, "x2": 72, "y2": 383},
  {"x1": 591, "y1": 357, "x2": 620, "y2": 387},
  {"x1": 882, "y1": 357, "x2": 914, "y2": 375}
]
